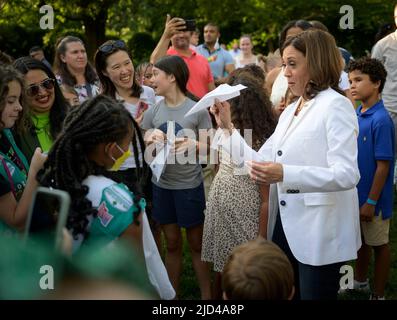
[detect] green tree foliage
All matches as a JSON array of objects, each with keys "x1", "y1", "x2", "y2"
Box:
[{"x1": 0, "y1": 0, "x2": 394, "y2": 64}]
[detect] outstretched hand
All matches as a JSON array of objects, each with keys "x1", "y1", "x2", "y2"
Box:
[
  {"x1": 245, "y1": 161, "x2": 283, "y2": 185},
  {"x1": 209, "y1": 99, "x2": 232, "y2": 130}
]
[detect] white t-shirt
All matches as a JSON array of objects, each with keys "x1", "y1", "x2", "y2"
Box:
[
  {"x1": 270, "y1": 70, "x2": 288, "y2": 107},
  {"x1": 372, "y1": 31, "x2": 397, "y2": 113},
  {"x1": 116, "y1": 85, "x2": 156, "y2": 119},
  {"x1": 116, "y1": 85, "x2": 156, "y2": 170},
  {"x1": 339, "y1": 71, "x2": 350, "y2": 91}
]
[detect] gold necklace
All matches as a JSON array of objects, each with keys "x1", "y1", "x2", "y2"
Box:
[{"x1": 296, "y1": 99, "x2": 306, "y2": 113}]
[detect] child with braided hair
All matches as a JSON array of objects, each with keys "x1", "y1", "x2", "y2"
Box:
[{"x1": 37, "y1": 94, "x2": 175, "y2": 299}]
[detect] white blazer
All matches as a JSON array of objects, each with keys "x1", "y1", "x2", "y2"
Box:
[{"x1": 221, "y1": 88, "x2": 362, "y2": 266}]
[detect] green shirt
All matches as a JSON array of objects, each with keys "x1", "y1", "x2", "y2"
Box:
[{"x1": 32, "y1": 112, "x2": 52, "y2": 153}]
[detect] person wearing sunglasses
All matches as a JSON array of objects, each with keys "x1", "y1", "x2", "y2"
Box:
[
  {"x1": 94, "y1": 40, "x2": 156, "y2": 124},
  {"x1": 54, "y1": 36, "x2": 100, "y2": 104},
  {"x1": 94, "y1": 39, "x2": 159, "y2": 252},
  {"x1": 13, "y1": 57, "x2": 68, "y2": 162},
  {"x1": 0, "y1": 64, "x2": 47, "y2": 235}
]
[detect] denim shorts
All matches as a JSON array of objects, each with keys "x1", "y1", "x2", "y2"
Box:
[{"x1": 152, "y1": 183, "x2": 206, "y2": 228}]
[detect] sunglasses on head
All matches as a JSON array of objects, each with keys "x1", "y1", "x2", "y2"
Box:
[
  {"x1": 98, "y1": 40, "x2": 126, "y2": 53},
  {"x1": 26, "y1": 78, "x2": 55, "y2": 97}
]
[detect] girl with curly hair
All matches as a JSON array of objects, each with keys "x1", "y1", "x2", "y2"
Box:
[
  {"x1": 201, "y1": 74, "x2": 277, "y2": 299},
  {"x1": 37, "y1": 94, "x2": 175, "y2": 299}
]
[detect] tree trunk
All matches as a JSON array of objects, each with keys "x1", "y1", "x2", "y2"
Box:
[{"x1": 82, "y1": 6, "x2": 109, "y2": 62}]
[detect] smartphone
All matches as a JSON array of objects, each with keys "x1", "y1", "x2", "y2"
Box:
[
  {"x1": 24, "y1": 187, "x2": 71, "y2": 251},
  {"x1": 136, "y1": 101, "x2": 149, "y2": 119},
  {"x1": 184, "y1": 19, "x2": 196, "y2": 32}
]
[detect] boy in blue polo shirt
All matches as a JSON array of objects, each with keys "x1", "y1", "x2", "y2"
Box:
[{"x1": 348, "y1": 57, "x2": 394, "y2": 300}]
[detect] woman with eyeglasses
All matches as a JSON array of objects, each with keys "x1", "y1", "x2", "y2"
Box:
[
  {"x1": 13, "y1": 57, "x2": 68, "y2": 162},
  {"x1": 54, "y1": 36, "x2": 100, "y2": 103},
  {"x1": 0, "y1": 65, "x2": 47, "y2": 234}
]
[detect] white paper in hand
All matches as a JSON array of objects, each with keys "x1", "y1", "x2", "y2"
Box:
[
  {"x1": 141, "y1": 210, "x2": 176, "y2": 300},
  {"x1": 150, "y1": 121, "x2": 175, "y2": 182},
  {"x1": 184, "y1": 84, "x2": 247, "y2": 117}
]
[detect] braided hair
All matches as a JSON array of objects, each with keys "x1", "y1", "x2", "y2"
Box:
[{"x1": 37, "y1": 95, "x2": 145, "y2": 239}]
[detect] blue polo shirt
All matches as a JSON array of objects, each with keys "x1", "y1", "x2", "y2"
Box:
[
  {"x1": 356, "y1": 99, "x2": 395, "y2": 219},
  {"x1": 196, "y1": 44, "x2": 234, "y2": 79}
]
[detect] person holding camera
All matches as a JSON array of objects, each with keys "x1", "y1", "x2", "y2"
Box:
[{"x1": 150, "y1": 14, "x2": 215, "y2": 99}]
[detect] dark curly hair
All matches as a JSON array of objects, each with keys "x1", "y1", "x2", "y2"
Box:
[
  {"x1": 13, "y1": 57, "x2": 68, "y2": 140},
  {"x1": 348, "y1": 57, "x2": 387, "y2": 93},
  {"x1": 0, "y1": 65, "x2": 26, "y2": 132},
  {"x1": 227, "y1": 75, "x2": 277, "y2": 149},
  {"x1": 37, "y1": 95, "x2": 144, "y2": 239},
  {"x1": 228, "y1": 64, "x2": 265, "y2": 87}
]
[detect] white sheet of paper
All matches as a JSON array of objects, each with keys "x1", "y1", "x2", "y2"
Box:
[
  {"x1": 142, "y1": 211, "x2": 176, "y2": 300},
  {"x1": 184, "y1": 84, "x2": 247, "y2": 117},
  {"x1": 149, "y1": 121, "x2": 175, "y2": 182}
]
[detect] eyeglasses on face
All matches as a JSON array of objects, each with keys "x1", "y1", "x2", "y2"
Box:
[
  {"x1": 98, "y1": 40, "x2": 126, "y2": 53},
  {"x1": 26, "y1": 78, "x2": 55, "y2": 97}
]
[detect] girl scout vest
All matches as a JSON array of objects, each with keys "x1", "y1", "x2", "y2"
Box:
[{"x1": 82, "y1": 175, "x2": 175, "y2": 300}]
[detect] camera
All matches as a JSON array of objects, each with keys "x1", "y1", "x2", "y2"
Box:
[{"x1": 184, "y1": 19, "x2": 196, "y2": 32}]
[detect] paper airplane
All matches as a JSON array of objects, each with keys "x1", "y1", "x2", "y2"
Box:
[{"x1": 185, "y1": 84, "x2": 247, "y2": 117}]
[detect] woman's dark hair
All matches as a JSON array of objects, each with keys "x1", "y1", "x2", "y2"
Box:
[
  {"x1": 0, "y1": 50, "x2": 14, "y2": 66},
  {"x1": 228, "y1": 64, "x2": 265, "y2": 87},
  {"x1": 279, "y1": 20, "x2": 313, "y2": 54},
  {"x1": 282, "y1": 29, "x2": 344, "y2": 99},
  {"x1": 13, "y1": 57, "x2": 68, "y2": 140},
  {"x1": 227, "y1": 74, "x2": 276, "y2": 148},
  {"x1": 53, "y1": 36, "x2": 98, "y2": 87},
  {"x1": 0, "y1": 65, "x2": 26, "y2": 131},
  {"x1": 348, "y1": 57, "x2": 387, "y2": 93},
  {"x1": 94, "y1": 40, "x2": 142, "y2": 99},
  {"x1": 154, "y1": 55, "x2": 198, "y2": 101},
  {"x1": 310, "y1": 20, "x2": 329, "y2": 32},
  {"x1": 37, "y1": 95, "x2": 144, "y2": 239}
]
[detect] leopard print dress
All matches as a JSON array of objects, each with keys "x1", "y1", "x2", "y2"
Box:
[{"x1": 201, "y1": 139, "x2": 262, "y2": 272}]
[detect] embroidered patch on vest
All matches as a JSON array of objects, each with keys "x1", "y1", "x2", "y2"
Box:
[{"x1": 97, "y1": 201, "x2": 114, "y2": 227}]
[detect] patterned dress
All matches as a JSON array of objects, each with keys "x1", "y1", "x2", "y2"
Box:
[{"x1": 202, "y1": 139, "x2": 263, "y2": 272}]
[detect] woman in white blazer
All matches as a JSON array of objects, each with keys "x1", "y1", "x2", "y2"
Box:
[{"x1": 211, "y1": 29, "x2": 361, "y2": 300}]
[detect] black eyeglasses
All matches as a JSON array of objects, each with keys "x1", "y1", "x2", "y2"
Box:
[
  {"x1": 98, "y1": 40, "x2": 126, "y2": 53},
  {"x1": 26, "y1": 78, "x2": 55, "y2": 97}
]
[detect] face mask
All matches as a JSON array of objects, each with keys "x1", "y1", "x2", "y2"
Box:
[{"x1": 109, "y1": 143, "x2": 132, "y2": 171}]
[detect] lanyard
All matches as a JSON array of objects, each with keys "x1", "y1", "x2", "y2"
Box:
[
  {"x1": 3, "y1": 129, "x2": 29, "y2": 173},
  {"x1": 0, "y1": 155, "x2": 16, "y2": 197}
]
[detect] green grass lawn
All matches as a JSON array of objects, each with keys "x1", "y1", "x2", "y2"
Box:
[
  {"x1": 176, "y1": 211, "x2": 397, "y2": 300},
  {"x1": 339, "y1": 211, "x2": 397, "y2": 300}
]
